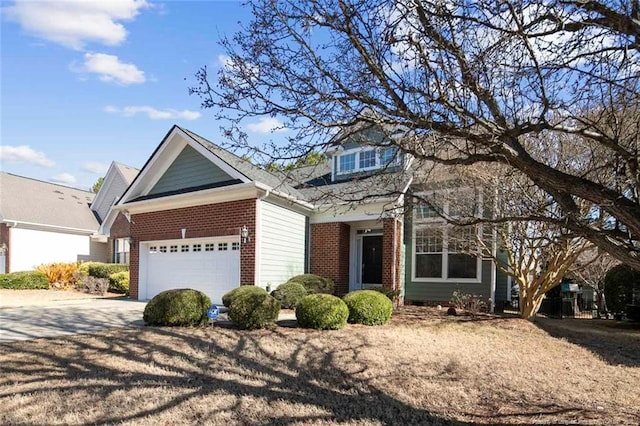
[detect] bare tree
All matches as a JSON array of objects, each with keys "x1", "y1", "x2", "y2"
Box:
[
  {"x1": 191, "y1": 0, "x2": 639, "y2": 269},
  {"x1": 569, "y1": 249, "x2": 620, "y2": 316}
]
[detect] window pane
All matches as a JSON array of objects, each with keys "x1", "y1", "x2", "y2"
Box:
[
  {"x1": 415, "y1": 227, "x2": 442, "y2": 253},
  {"x1": 359, "y1": 150, "x2": 376, "y2": 168},
  {"x1": 339, "y1": 153, "x2": 356, "y2": 172},
  {"x1": 416, "y1": 254, "x2": 443, "y2": 278},
  {"x1": 380, "y1": 147, "x2": 396, "y2": 165},
  {"x1": 448, "y1": 254, "x2": 477, "y2": 278},
  {"x1": 448, "y1": 226, "x2": 477, "y2": 253}
]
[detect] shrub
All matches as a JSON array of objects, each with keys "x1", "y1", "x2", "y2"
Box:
[
  {"x1": 79, "y1": 262, "x2": 128, "y2": 279},
  {"x1": 295, "y1": 294, "x2": 349, "y2": 330},
  {"x1": 271, "y1": 282, "x2": 307, "y2": 309},
  {"x1": 450, "y1": 290, "x2": 487, "y2": 316},
  {"x1": 371, "y1": 287, "x2": 402, "y2": 304},
  {"x1": 228, "y1": 291, "x2": 281, "y2": 330},
  {"x1": 143, "y1": 289, "x2": 211, "y2": 326},
  {"x1": 287, "y1": 274, "x2": 335, "y2": 295},
  {"x1": 222, "y1": 285, "x2": 267, "y2": 308},
  {"x1": 343, "y1": 290, "x2": 393, "y2": 325},
  {"x1": 604, "y1": 264, "x2": 640, "y2": 314},
  {"x1": 80, "y1": 276, "x2": 109, "y2": 295},
  {"x1": 0, "y1": 271, "x2": 50, "y2": 289},
  {"x1": 109, "y1": 271, "x2": 130, "y2": 294},
  {"x1": 35, "y1": 262, "x2": 78, "y2": 289}
]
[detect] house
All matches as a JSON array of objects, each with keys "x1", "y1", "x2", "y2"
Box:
[
  {"x1": 0, "y1": 172, "x2": 108, "y2": 273},
  {"x1": 109, "y1": 124, "x2": 509, "y2": 308}
]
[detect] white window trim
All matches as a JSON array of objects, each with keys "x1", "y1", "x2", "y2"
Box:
[
  {"x1": 335, "y1": 147, "x2": 400, "y2": 176},
  {"x1": 411, "y1": 189, "x2": 483, "y2": 283}
]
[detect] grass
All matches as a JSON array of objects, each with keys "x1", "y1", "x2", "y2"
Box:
[{"x1": 0, "y1": 307, "x2": 638, "y2": 425}]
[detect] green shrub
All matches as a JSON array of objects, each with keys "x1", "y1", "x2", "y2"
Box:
[
  {"x1": 228, "y1": 291, "x2": 281, "y2": 330},
  {"x1": 271, "y1": 282, "x2": 307, "y2": 309},
  {"x1": 222, "y1": 285, "x2": 267, "y2": 308},
  {"x1": 0, "y1": 271, "x2": 50, "y2": 289},
  {"x1": 604, "y1": 264, "x2": 640, "y2": 314},
  {"x1": 79, "y1": 262, "x2": 128, "y2": 279},
  {"x1": 143, "y1": 289, "x2": 211, "y2": 326},
  {"x1": 295, "y1": 294, "x2": 349, "y2": 330},
  {"x1": 372, "y1": 287, "x2": 401, "y2": 304},
  {"x1": 343, "y1": 290, "x2": 393, "y2": 325},
  {"x1": 287, "y1": 274, "x2": 335, "y2": 295},
  {"x1": 108, "y1": 271, "x2": 129, "y2": 294}
]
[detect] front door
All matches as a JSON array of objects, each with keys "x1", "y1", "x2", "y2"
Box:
[{"x1": 362, "y1": 235, "x2": 383, "y2": 285}]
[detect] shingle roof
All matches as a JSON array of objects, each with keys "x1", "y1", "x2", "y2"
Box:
[
  {"x1": 113, "y1": 162, "x2": 139, "y2": 184},
  {"x1": 0, "y1": 172, "x2": 99, "y2": 231},
  {"x1": 179, "y1": 127, "x2": 306, "y2": 199}
]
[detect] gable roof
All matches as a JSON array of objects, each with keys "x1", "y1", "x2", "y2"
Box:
[
  {"x1": 0, "y1": 172, "x2": 99, "y2": 232},
  {"x1": 114, "y1": 162, "x2": 139, "y2": 185}
]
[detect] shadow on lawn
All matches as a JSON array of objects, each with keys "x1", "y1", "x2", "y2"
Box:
[{"x1": 534, "y1": 318, "x2": 640, "y2": 367}]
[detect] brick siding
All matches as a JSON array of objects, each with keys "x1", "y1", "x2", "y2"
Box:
[
  {"x1": 382, "y1": 218, "x2": 403, "y2": 292},
  {"x1": 129, "y1": 198, "x2": 256, "y2": 299},
  {"x1": 309, "y1": 222, "x2": 350, "y2": 296}
]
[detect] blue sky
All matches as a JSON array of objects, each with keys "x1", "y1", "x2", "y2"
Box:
[{"x1": 1, "y1": 0, "x2": 284, "y2": 190}]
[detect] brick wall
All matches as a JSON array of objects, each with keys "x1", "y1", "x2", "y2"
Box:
[
  {"x1": 382, "y1": 218, "x2": 402, "y2": 292},
  {"x1": 0, "y1": 223, "x2": 9, "y2": 273},
  {"x1": 107, "y1": 212, "x2": 131, "y2": 262},
  {"x1": 309, "y1": 222, "x2": 350, "y2": 295},
  {"x1": 129, "y1": 198, "x2": 257, "y2": 299}
]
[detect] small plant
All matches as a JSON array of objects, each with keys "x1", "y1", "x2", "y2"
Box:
[
  {"x1": 343, "y1": 290, "x2": 393, "y2": 325},
  {"x1": 271, "y1": 282, "x2": 307, "y2": 309},
  {"x1": 228, "y1": 291, "x2": 281, "y2": 330},
  {"x1": 0, "y1": 271, "x2": 50, "y2": 289},
  {"x1": 295, "y1": 294, "x2": 349, "y2": 330},
  {"x1": 286, "y1": 274, "x2": 335, "y2": 294},
  {"x1": 35, "y1": 262, "x2": 79, "y2": 289},
  {"x1": 108, "y1": 271, "x2": 130, "y2": 294},
  {"x1": 82, "y1": 276, "x2": 109, "y2": 295},
  {"x1": 143, "y1": 289, "x2": 211, "y2": 326},
  {"x1": 450, "y1": 290, "x2": 487, "y2": 316},
  {"x1": 78, "y1": 262, "x2": 128, "y2": 279},
  {"x1": 222, "y1": 285, "x2": 267, "y2": 308}
]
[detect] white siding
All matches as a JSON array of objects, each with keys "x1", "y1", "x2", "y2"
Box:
[
  {"x1": 258, "y1": 201, "x2": 306, "y2": 289},
  {"x1": 94, "y1": 174, "x2": 128, "y2": 222},
  {"x1": 9, "y1": 228, "x2": 91, "y2": 271}
]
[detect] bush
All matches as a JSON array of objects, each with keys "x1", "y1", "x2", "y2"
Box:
[
  {"x1": 222, "y1": 285, "x2": 267, "y2": 308},
  {"x1": 287, "y1": 274, "x2": 335, "y2": 295},
  {"x1": 343, "y1": 290, "x2": 393, "y2": 325},
  {"x1": 0, "y1": 271, "x2": 50, "y2": 289},
  {"x1": 450, "y1": 290, "x2": 487, "y2": 316},
  {"x1": 271, "y1": 282, "x2": 307, "y2": 309},
  {"x1": 604, "y1": 265, "x2": 640, "y2": 314},
  {"x1": 371, "y1": 287, "x2": 402, "y2": 304},
  {"x1": 228, "y1": 291, "x2": 281, "y2": 330},
  {"x1": 80, "y1": 276, "x2": 109, "y2": 295},
  {"x1": 295, "y1": 294, "x2": 349, "y2": 330},
  {"x1": 108, "y1": 271, "x2": 130, "y2": 294},
  {"x1": 79, "y1": 262, "x2": 128, "y2": 279},
  {"x1": 35, "y1": 262, "x2": 78, "y2": 289},
  {"x1": 143, "y1": 289, "x2": 211, "y2": 326}
]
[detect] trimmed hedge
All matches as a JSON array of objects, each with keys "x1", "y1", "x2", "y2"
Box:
[
  {"x1": 343, "y1": 290, "x2": 393, "y2": 326},
  {"x1": 228, "y1": 291, "x2": 281, "y2": 330},
  {"x1": 0, "y1": 271, "x2": 50, "y2": 289},
  {"x1": 222, "y1": 285, "x2": 267, "y2": 308},
  {"x1": 295, "y1": 294, "x2": 349, "y2": 330},
  {"x1": 79, "y1": 262, "x2": 129, "y2": 279},
  {"x1": 143, "y1": 288, "x2": 211, "y2": 326},
  {"x1": 109, "y1": 271, "x2": 129, "y2": 294},
  {"x1": 287, "y1": 274, "x2": 334, "y2": 295},
  {"x1": 271, "y1": 282, "x2": 307, "y2": 309}
]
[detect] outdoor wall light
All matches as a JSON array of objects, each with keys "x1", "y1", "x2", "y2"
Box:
[{"x1": 241, "y1": 225, "x2": 250, "y2": 244}]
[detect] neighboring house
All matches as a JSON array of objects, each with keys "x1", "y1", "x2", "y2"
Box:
[
  {"x1": 108, "y1": 124, "x2": 509, "y2": 309},
  {"x1": 0, "y1": 172, "x2": 108, "y2": 273},
  {"x1": 91, "y1": 162, "x2": 139, "y2": 264}
]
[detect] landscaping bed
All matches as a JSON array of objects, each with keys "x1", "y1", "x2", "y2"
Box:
[{"x1": 0, "y1": 306, "x2": 638, "y2": 425}]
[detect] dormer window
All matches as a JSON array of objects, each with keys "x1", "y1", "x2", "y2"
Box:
[{"x1": 335, "y1": 147, "x2": 399, "y2": 176}]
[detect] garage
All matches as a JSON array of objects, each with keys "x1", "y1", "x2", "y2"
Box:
[{"x1": 139, "y1": 237, "x2": 240, "y2": 305}]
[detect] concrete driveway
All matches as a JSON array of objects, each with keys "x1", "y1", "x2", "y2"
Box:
[{"x1": 0, "y1": 298, "x2": 147, "y2": 344}]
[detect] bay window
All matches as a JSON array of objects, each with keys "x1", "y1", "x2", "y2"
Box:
[{"x1": 335, "y1": 147, "x2": 399, "y2": 175}]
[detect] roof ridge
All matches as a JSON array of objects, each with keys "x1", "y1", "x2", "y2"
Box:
[{"x1": 0, "y1": 171, "x2": 94, "y2": 194}]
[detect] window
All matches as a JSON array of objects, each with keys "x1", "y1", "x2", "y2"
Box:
[
  {"x1": 380, "y1": 147, "x2": 396, "y2": 165},
  {"x1": 114, "y1": 238, "x2": 130, "y2": 264},
  {"x1": 339, "y1": 153, "x2": 356, "y2": 173},
  {"x1": 205, "y1": 243, "x2": 215, "y2": 251},
  {"x1": 170, "y1": 245, "x2": 178, "y2": 253},
  {"x1": 149, "y1": 246, "x2": 157, "y2": 254},
  {"x1": 414, "y1": 225, "x2": 480, "y2": 281},
  {"x1": 181, "y1": 245, "x2": 189, "y2": 252},
  {"x1": 415, "y1": 204, "x2": 439, "y2": 220},
  {"x1": 159, "y1": 246, "x2": 167, "y2": 253},
  {"x1": 447, "y1": 227, "x2": 478, "y2": 279},
  {"x1": 415, "y1": 227, "x2": 443, "y2": 278},
  {"x1": 359, "y1": 150, "x2": 376, "y2": 169},
  {"x1": 232, "y1": 242, "x2": 240, "y2": 251},
  {"x1": 193, "y1": 244, "x2": 202, "y2": 252},
  {"x1": 218, "y1": 242, "x2": 228, "y2": 251}
]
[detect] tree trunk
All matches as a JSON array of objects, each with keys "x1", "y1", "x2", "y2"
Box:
[{"x1": 520, "y1": 290, "x2": 544, "y2": 320}]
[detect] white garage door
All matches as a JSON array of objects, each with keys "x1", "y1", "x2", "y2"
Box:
[{"x1": 141, "y1": 237, "x2": 240, "y2": 305}]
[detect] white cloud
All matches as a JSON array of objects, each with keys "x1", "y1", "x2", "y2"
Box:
[
  {"x1": 81, "y1": 161, "x2": 109, "y2": 174},
  {"x1": 104, "y1": 105, "x2": 201, "y2": 120},
  {"x1": 0, "y1": 145, "x2": 55, "y2": 167},
  {"x1": 246, "y1": 117, "x2": 287, "y2": 134},
  {"x1": 50, "y1": 173, "x2": 77, "y2": 185},
  {"x1": 3, "y1": 0, "x2": 149, "y2": 50},
  {"x1": 74, "y1": 53, "x2": 145, "y2": 85}
]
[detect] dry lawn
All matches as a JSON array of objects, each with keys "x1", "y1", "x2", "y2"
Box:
[{"x1": 0, "y1": 307, "x2": 638, "y2": 425}]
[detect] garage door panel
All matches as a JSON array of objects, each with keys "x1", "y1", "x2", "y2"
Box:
[{"x1": 143, "y1": 238, "x2": 240, "y2": 305}]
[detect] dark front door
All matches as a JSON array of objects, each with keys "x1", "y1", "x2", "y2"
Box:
[{"x1": 362, "y1": 235, "x2": 383, "y2": 285}]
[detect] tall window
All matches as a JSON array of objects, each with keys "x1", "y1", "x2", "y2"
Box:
[
  {"x1": 359, "y1": 150, "x2": 376, "y2": 168},
  {"x1": 114, "y1": 238, "x2": 130, "y2": 264},
  {"x1": 339, "y1": 153, "x2": 356, "y2": 173}
]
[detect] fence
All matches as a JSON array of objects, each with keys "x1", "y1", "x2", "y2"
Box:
[{"x1": 503, "y1": 296, "x2": 596, "y2": 319}]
